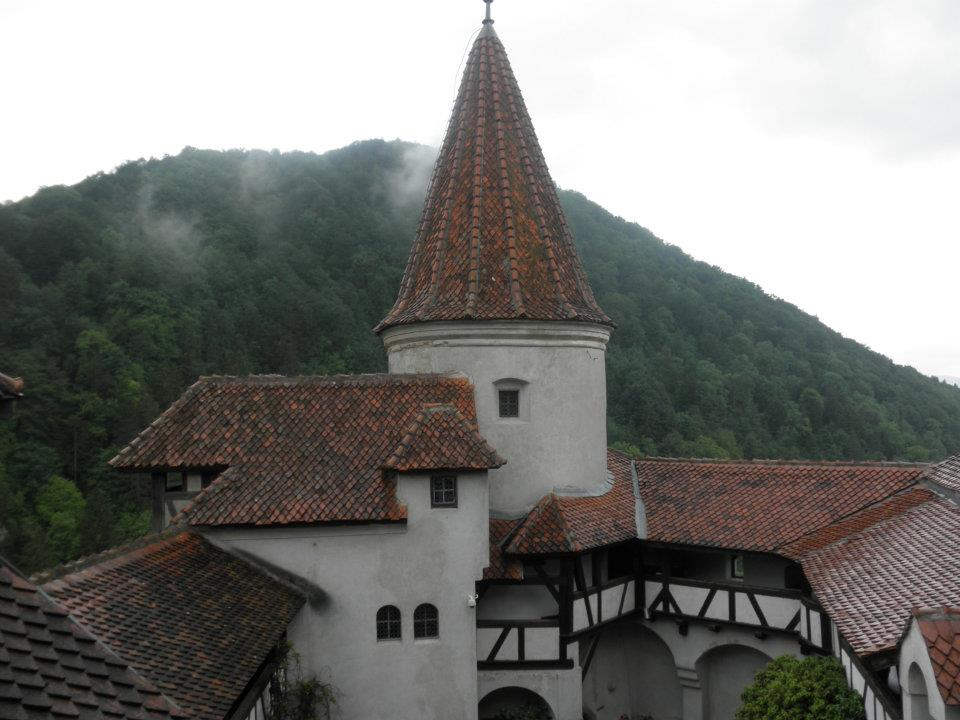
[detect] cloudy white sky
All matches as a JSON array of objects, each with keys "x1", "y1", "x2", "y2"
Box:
[{"x1": 2, "y1": 0, "x2": 958, "y2": 378}]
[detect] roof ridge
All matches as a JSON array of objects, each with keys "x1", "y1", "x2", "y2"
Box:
[
  {"x1": 636, "y1": 455, "x2": 930, "y2": 468},
  {"x1": 193, "y1": 372, "x2": 469, "y2": 386},
  {"x1": 780, "y1": 485, "x2": 934, "y2": 558},
  {"x1": 32, "y1": 526, "x2": 191, "y2": 584},
  {"x1": 795, "y1": 489, "x2": 941, "y2": 560}
]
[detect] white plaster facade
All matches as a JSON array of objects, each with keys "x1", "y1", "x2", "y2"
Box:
[
  {"x1": 899, "y1": 620, "x2": 960, "y2": 720},
  {"x1": 581, "y1": 617, "x2": 800, "y2": 720},
  {"x1": 203, "y1": 470, "x2": 490, "y2": 720},
  {"x1": 382, "y1": 321, "x2": 611, "y2": 515}
]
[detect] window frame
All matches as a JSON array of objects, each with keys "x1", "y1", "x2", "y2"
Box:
[
  {"x1": 730, "y1": 554, "x2": 745, "y2": 580},
  {"x1": 413, "y1": 603, "x2": 439, "y2": 640},
  {"x1": 430, "y1": 474, "x2": 458, "y2": 508},
  {"x1": 498, "y1": 389, "x2": 520, "y2": 418},
  {"x1": 376, "y1": 604, "x2": 402, "y2": 641}
]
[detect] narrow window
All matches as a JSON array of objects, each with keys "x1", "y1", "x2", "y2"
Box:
[
  {"x1": 431, "y1": 475, "x2": 457, "y2": 507},
  {"x1": 731, "y1": 554, "x2": 745, "y2": 579},
  {"x1": 498, "y1": 389, "x2": 519, "y2": 418},
  {"x1": 376, "y1": 605, "x2": 401, "y2": 641},
  {"x1": 413, "y1": 604, "x2": 439, "y2": 639}
]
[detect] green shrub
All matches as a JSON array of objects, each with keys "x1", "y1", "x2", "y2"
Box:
[{"x1": 736, "y1": 655, "x2": 865, "y2": 720}]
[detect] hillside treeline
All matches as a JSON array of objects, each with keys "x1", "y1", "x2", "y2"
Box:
[{"x1": 1, "y1": 141, "x2": 957, "y2": 572}]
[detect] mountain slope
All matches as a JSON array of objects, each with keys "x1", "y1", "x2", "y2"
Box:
[{"x1": 1, "y1": 140, "x2": 958, "y2": 571}]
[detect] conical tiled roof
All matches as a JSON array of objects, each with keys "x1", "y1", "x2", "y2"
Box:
[{"x1": 376, "y1": 25, "x2": 611, "y2": 332}]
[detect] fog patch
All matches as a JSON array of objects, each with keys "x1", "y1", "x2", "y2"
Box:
[
  {"x1": 385, "y1": 144, "x2": 437, "y2": 209},
  {"x1": 135, "y1": 183, "x2": 203, "y2": 255}
]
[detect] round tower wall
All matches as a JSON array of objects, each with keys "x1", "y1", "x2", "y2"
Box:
[{"x1": 382, "y1": 321, "x2": 610, "y2": 515}]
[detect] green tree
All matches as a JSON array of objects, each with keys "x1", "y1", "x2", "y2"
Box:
[
  {"x1": 35, "y1": 475, "x2": 86, "y2": 565},
  {"x1": 736, "y1": 655, "x2": 865, "y2": 720}
]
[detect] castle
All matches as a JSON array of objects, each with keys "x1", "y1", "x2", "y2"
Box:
[{"x1": 3, "y1": 4, "x2": 960, "y2": 720}]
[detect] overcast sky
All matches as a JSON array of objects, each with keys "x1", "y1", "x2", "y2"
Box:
[{"x1": 2, "y1": 0, "x2": 957, "y2": 378}]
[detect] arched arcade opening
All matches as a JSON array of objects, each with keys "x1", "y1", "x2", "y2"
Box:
[
  {"x1": 479, "y1": 686, "x2": 555, "y2": 720},
  {"x1": 696, "y1": 644, "x2": 772, "y2": 720},
  {"x1": 581, "y1": 621, "x2": 683, "y2": 720}
]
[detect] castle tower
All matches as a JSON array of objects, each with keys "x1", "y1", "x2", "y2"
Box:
[{"x1": 376, "y1": 7, "x2": 613, "y2": 515}]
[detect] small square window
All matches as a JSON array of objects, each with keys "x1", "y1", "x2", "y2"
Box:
[
  {"x1": 731, "y1": 554, "x2": 745, "y2": 579},
  {"x1": 498, "y1": 390, "x2": 519, "y2": 418},
  {"x1": 431, "y1": 475, "x2": 457, "y2": 507}
]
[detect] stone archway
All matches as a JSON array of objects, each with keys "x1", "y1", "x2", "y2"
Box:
[
  {"x1": 905, "y1": 663, "x2": 935, "y2": 720},
  {"x1": 479, "y1": 686, "x2": 555, "y2": 720},
  {"x1": 695, "y1": 644, "x2": 772, "y2": 720},
  {"x1": 581, "y1": 621, "x2": 683, "y2": 720}
]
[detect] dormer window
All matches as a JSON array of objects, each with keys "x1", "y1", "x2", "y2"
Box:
[
  {"x1": 498, "y1": 390, "x2": 519, "y2": 418},
  {"x1": 431, "y1": 475, "x2": 458, "y2": 507}
]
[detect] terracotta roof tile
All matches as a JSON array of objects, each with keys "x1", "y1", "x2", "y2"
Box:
[
  {"x1": 40, "y1": 532, "x2": 304, "y2": 720},
  {"x1": 799, "y1": 497, "x2": 960, "y2": 656},
  {"x1": 781, "y1": 487, "x2": 933, "y2": 559},
  {"x1": 485, "y1": 518, "x2": 523, "y2": 581},
  {"x1": 110, "y1": 374, "x2": 496, "y2": 527},
  {"x1": 636, "y1": 458, "x2": 926, "y2": 553},
  {"x1": 913, "y1": 608, "x2": 960, "y2": 705},
  {"x1": 927, "y1": 454, "x2": 960, "y2": 495},
  {"x1": 0, "y1": 561, "x2": 183, "y2": 720},
  {"x1": 505, "y1": 449, "x2": 637, "y2": 555},
  {"x1": 383, "y1": 403, "x2": 505, "y2": 472},
  {"x1": 376, "y1": 27, "x2": 610, "y2": 332}
]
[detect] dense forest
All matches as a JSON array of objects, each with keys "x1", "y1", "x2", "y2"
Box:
[{"x1": 1, "y1": 140, "x2": 959, "y2": 572}]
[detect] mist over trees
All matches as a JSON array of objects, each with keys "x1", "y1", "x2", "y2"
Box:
[{"x1": 1, "y1": 140, "x2": 959, "y2": 572}]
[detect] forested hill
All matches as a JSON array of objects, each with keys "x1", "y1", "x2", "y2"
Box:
[{"x1": 2, "y1": 140, "x2": 959, "y2": 572}]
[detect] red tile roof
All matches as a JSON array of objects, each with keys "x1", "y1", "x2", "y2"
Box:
[
  {"x1": 383, "y1": 403, "x2": 505, "y2": 472},
  {"x1": 504, "y1": 449, "x2": 637, "y2": 555},
  {"x1": 912, "y1": 608, "x2": 960, "y2": 705},
  {"x1": 485, "y1": 518, "x2": 523, "y2": 581},
  {"x1": 927, "y1": 454, "x2": 960, "y2": 495},
  {"x1": 781, "y1": 487, "x2": 932, "y2": 559},
  {"x1": 110, "y1": 374, "x2": 499, "y2": 527},
  {"x1": 498, "y1": 453, "x2": 957, "y2": 664},
  {"x1": 39, "y1": 532, "x2": 304, "y2": 720},
  {"x1": 0, "y1": 561, "x2": 183, "y2": 720},
  {"x1": 799, "y1": 495, "x2": 960, "y2": 656},
  {"x1": 636, "y1": 458, "x2": 926, "y2": 553},
  {"x1": 375, "y1": 26, "x2": 610, "y2": 332}
]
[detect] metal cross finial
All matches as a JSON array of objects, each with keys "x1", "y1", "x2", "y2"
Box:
[{"x1": 483, "y1": 0, "x2": 493, "y2": 25}]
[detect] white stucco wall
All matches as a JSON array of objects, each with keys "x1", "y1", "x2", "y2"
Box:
[
  {"x1": 204, "y1": 471, "x2": 490, "y2": 720},
  {"x1": 382, "y1": 321, "x2": 611, "y2": 515},
  {"x1": 479, "y1": 667, "x2": 583, "y2": 720},
  {"x1": 478, "y1": 585, "x2": 558, "y2": 621},
  {"x1": 900, "y1": 620, "x2": 960, "y2": 720}
]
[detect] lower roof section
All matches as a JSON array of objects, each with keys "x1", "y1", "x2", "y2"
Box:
[
  {"x1": 38, "y1": 531, "x2": 304, "y2": 720},
  {"x1": 1, "y1": 561, "x2": 183, "y2": 720},
  {"x1": 498, "y1": 451, "x2": 960, "y2": 665}
]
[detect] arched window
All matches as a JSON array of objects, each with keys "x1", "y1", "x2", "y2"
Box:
[
  {"x1": 413, "y1": 603, "x2": 439, "y2": 639},
  {"x1": 376, "y1": 605, "x2": 401, "y2": 641}
]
